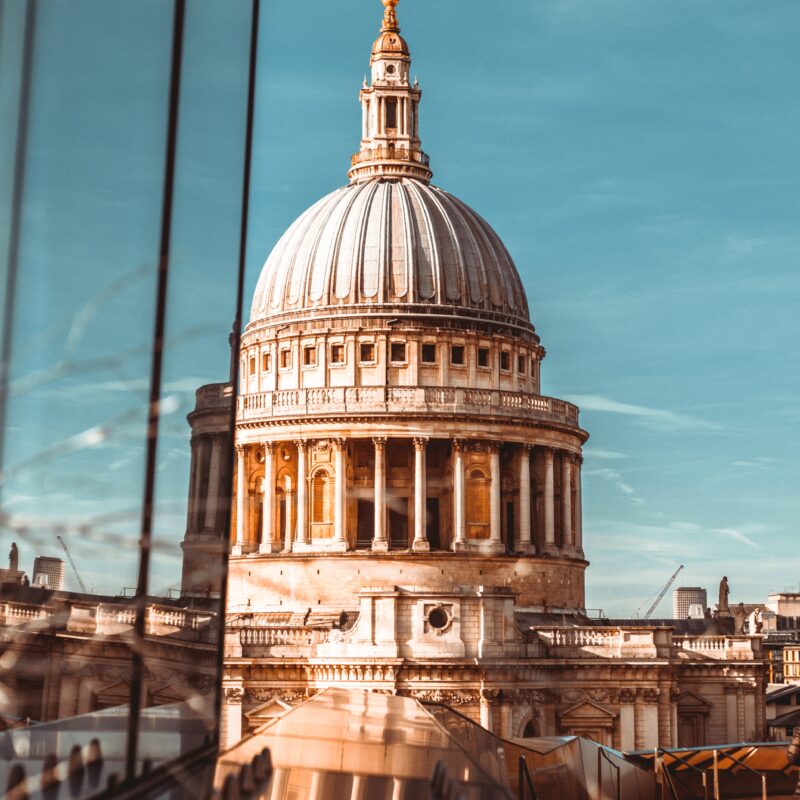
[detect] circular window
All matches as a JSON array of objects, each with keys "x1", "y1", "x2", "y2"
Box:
[
  {"x1": 428, "y1": 606, "x2": 449, "y2": 630},
  {"x1": 386, "y1": 64, "x2": 396, "y2": 74}
]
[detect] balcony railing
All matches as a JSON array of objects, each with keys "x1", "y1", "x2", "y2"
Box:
[
  {"x1": 351, "y1": 146, "x2": 430, "y2": 167},
  {"x1": 238, "y1": 386, "x2": 580, "y2": 427},
  {"x1": 675, "y1": 635, "x2": 761, "y2": 660}
]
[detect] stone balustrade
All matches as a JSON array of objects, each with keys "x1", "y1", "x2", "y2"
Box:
[
  {"x1": 675, "y1": 635, "x2": 761, "y2": 661},
  {"x1": 0, "y1": 602, "x2": 53, "y2": 627},
  {"x1": 0, "y1": 599, "x2": 215, "y2": 642},
  {"x1": 196, "y1": 382, "x2": 234, "y2": 410},
  {"x1": 238, "y1": 386, "x2": 580, "y2": 427},
  {"x1": 239, "y1": 626, "x2": 328, "y2": 657},
  {"x1": 534, "y1": 627, "x2": 661, "y2": 659}
]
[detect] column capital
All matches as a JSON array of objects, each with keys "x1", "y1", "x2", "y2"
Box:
[
  {"x1": 235, "y1": 442, "x2": 246, "y2": 455},
  {"x1": 520, "y1": 442, "x2": 533, "y2": 454},
  {"x1": 542, "y1": 446, "x2": 555, "y2": 461},
  {"x1": 412, "y1": 436, "x2": 429, "y2": 450},
  {"x1": 332, "y1": 437, "x2": 347, "y2": 451},
  {"x1": 486, "y1": 441, "x2": 501, "y2": 455},
  {"x1": 372, "y1": 436, "x2": 387, "y2": 449},
  {"x1": 294, "y1": 439, "x2": 307, "y2": 451},
  {"x1": 263, "y1": 441, "x2": 275, "y2": 454},
  {"x1": 452, "y1": 437, "x2": 467, "y2": 452}
]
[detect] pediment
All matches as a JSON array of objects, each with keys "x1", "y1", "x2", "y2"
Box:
[
  {"x1": 148, "y1": 681, "x2": 185, "y2": 704},
  {"x1": 244, "y1": 696, "x2": 293, "y2": 720},
  {"x1": 559, "y1": 700, "x2": 617, "y2": 723},
  {"x1": 676, "y1": 690, "x2": 712, "y2": 713}
]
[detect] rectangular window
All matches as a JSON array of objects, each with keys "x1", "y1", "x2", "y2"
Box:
[
  {"x1": 303, "y1": 346, "x2": 317, "y2": 367},
  {"x1": 385, "y1": 97, "x2": 397, "y2": 129},
  {"x1": 421, "y1": 343, "x2": 437, "y2": 364},
  {"x1": 477, "y1": 347, "x2": 490, "y2": 368},
  {"x1": 280, "y1": 349, "x2": 291, "y2": 369},
  {"x1": 359, "y1": 342, "x2": 375, "y2": 363},
  {"x1": 450, "y1": 345, "x2": 465, "y2": 366},
  {"x1": 330, "y1": 343, "x2": 345, "y2": 364},
  {"x1": 262, "y1": 352, "x2": 271, "y2": 372},
  {"x1": 518, "y1": 354, "x2": 526, "y2": 374},
  {"x1": 390, "y1": 341, "x2": 406, "y2": 363},
  {"x1": 249, "y1": 356, "x2": 256, "y2": 376},
  {"x1": 500, "y1": 350, "x2": 510, "y2": 371},
  {"x1": 530, "y1": 356, "x2": 537, "y2": 378}
]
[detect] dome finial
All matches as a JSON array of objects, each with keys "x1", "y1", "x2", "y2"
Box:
[{"x1": 381, "y1": 0, "x2": 400, "y2": 32}]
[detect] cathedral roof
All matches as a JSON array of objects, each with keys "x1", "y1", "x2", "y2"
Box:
[
  {"x1": 248, "y1": 0, "x2": 533, "y2": 336},
  {"x1": 249, "y1": 178, "x2": 532, "y2": 331}
]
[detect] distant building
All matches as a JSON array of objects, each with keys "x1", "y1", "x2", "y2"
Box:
[
  {"x1": 673, "y1": 587, "x2": 707, "y2": 619},
  {"x1": 785, "y1": 645, "x2": 800, "y2": 684},
  {"x1": 31, "y1": 557, "x2": 65, "y2": 591}
]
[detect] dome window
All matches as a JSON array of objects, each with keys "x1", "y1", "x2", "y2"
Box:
[
  {"x1": 280, "y1": 349, "x2": 291, "y2": 370},
  {"x1": 262, "y1": 352, "x2": 271, "y2": 372},
  {"x1": 477, "y1": 347, "x2": 490, "y2": 368},
  {"x1": 450, "y1": 345, "x2": 465, "y2": 366},
  {"x1": 421, "y1": 343, "x2": 437, "y2": 364},
  {"x1": 249, "y1": 356, "x2": 256, "y2": 376},
  {"x1": 500, "y1": 350, "x2": 511, "y2": 372},
  {"x1": 390, "y1": 342, "x2": 406, "y2": 363},
  {"x1": 518, "y1": 354, "x2": 526, "y2": 375},
  {"x1": 359, "y1": 343, "x2": 376, "y2": 363},
  {"x1": 303, "y1": 346, "x2": 317, "y2": 367}
]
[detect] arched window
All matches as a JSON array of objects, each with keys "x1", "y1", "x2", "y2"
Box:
[
  {"x1": 312, "y1": 469, "x2": 332, "y2": 524},
  {"x1": 466, "y1": 466, "x2": 489, "y2": 537}
]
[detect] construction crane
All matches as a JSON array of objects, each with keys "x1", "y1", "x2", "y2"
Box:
[
  {"x1": 635, "y1": 564, "x2": 684, "y2": 619},
  {"x1": 56, "y1": 534, "x2": 89, "y2": 594}
]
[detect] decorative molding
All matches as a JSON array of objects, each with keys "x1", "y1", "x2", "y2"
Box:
[{"x1": 224, "y1": 687, "x2": 244, "y2": 704}]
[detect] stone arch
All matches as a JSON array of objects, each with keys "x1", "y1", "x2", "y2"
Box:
[
  {"x1": 466, "y1": 465, "x2": 490, "y2": 539},
  {"x1": 310, "y1": 465, "x2": 334, "y2": 532}
]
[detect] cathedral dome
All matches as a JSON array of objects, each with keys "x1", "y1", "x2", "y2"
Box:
[{"x1": 249, "y1": 178, "x2": 532, "y2": 332}]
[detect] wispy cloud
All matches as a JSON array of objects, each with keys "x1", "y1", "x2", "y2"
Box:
[
  {"x1": 583, "y1": 448, "x2": 629, "y2": 461},
  {"x1": 732, "y1": 457, "x2": 778, "y2": 469},
  {"x1": 566, "y1": 394, "x2": 720, "y2": 431}
]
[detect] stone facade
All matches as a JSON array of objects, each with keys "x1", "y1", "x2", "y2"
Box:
[{"x1": 182, "y1": 0, "x2": 769, "y2": 752}]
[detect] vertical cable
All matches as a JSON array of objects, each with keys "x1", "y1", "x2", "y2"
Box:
[
  {"x1": 125, "y1": 0, "x2": 186, "y2": 782},
  {"x1": 213, "y1": 0, "x2": 261, "y2": 749},
  {"x1": 0, "y1": 0, "x2": 36, "y2": 516}
]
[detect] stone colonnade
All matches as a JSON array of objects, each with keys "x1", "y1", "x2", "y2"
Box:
[{"x1": 231, "y1": 437, "x2": 583, "y2": 557}]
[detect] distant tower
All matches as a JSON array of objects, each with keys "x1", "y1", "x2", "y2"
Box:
[
  {"x1": 31, "y1": 556, "x2": 65, "y2": 591},
  {"x1": 673, "y1": 586, "x2": 707, "y2": 619}
]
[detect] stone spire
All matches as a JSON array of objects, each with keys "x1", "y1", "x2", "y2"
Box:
[{"x1": 349, "y1": 0, "x2": 432, "y2": 184}]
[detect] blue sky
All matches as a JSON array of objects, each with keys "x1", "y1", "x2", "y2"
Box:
[{"x1": 2, "y1": 1, "x2": 798, "y2": 615}]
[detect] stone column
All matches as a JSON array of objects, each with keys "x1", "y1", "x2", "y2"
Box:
[
  {"x1": 452, "y1": 439, "x2": 466, "y2": 551},
  {"x1": 260, "y1": 443, "x2": 275, "y2": 553},
  {"x1": 562, "y1": 453, "x2": 573, "y2": 551},
  {"x1": 518, "y1": 444, "x2": 534, "y2": 553},
  {"x1": 412, "y1": 437, "x2": 430, "y2": 551},
  {"x1": 542, "y1": 448, "x2": 556, "y2": 554},
  {"x1": 487, "y1": 444, "x2": 504, "y2": 554},
  {"x1": 222, "y1": 686, "x2": 243, "y2": 749},
  {"x1": 574, "y1": 455, "x2": 584, "y2": 556},
  {"x1": 283, "y1": 475, "x2": 294, "y2": 552},
  {"x1": 479, "y1": 689, "x2": 496, "y2": 732},
  {"x1": 618, "y1": 688, "x2": 636, "y2": 752},
  {"x1": 203, "y1": 435, "x2": 222, "y2": 532},
  {"x1": 372, "y1": 437, "x2": 388, "y2": 551},
  {"x1": 232, "y1": 444, "x2": 246, "y2": 555},
  {"x1": 333, "y1": 438, "x2": 348, "y2": 550},
  {"x1": 293, "y1": 440, "x2": 310, "y2": 551},
  {"x1": 186, "y1": 437, "x2": 200, "y2": 531}
]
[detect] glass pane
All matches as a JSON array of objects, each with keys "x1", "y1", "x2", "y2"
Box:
[{"x1": 0, "y1": 0, "x2": 253, "y2": 792}]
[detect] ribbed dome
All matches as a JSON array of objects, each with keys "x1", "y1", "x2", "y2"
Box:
[{"x1": 249, "y1": 178, "x2": 532, "y2": 332}]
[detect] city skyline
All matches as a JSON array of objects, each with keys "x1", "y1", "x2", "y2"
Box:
[{"x1": 3, "y1": 0, "x2": 798, "y2": 616}]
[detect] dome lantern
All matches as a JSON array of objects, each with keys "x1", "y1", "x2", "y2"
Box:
[{"x1": 350, "y1": 0, "x2": 432, "y2": 184}]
